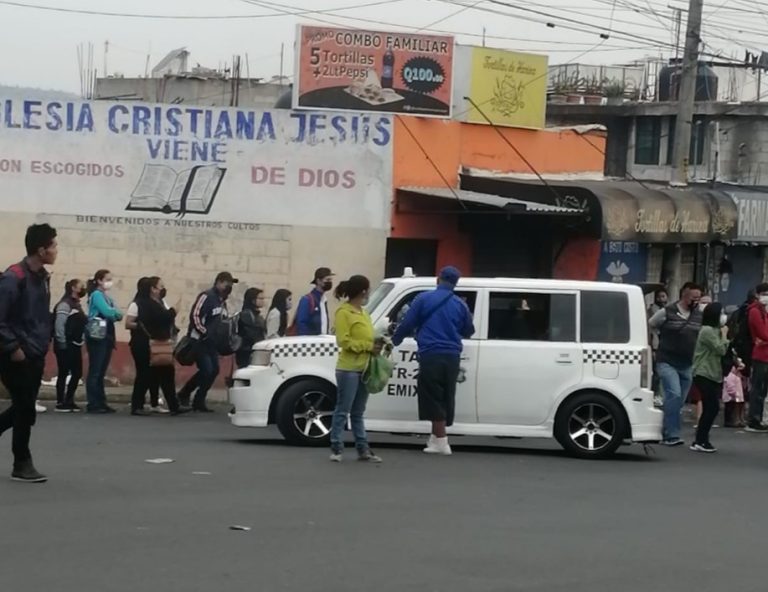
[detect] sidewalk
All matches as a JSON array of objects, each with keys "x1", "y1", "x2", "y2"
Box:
[{"x1": 1, "y1": 384, "x2": 229, "y2": 405}]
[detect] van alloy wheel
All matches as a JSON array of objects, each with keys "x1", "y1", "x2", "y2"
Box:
[
  {"x1": 568, "y1": 403, "x2": 615, "y2": 452},
  {"x1": 292, "y1": 391, "x2": 334, "y2": 438}
]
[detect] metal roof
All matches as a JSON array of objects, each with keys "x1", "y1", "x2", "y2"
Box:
[{"x1": 397, "y1": 186, "x2": 584, "y2": 215}]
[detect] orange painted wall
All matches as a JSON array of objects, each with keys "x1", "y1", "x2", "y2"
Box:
[{"x1": 391, "y1": 118, "x2": 606, "y2": 277}]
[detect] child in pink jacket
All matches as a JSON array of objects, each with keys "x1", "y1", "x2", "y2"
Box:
[{"x1": 723, "y1": 366, "x2": 746, "y2": 428}]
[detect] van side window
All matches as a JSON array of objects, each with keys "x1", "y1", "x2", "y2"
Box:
[
  {"x1": 488, "y1": 292, "x2": 576, "y2": 342},
  {"x1": 581, "y1": 291, "x2": 630, "y2": 344},
  {"x1": 389, "y1": 290, "x2": 477, "y2": 335}
]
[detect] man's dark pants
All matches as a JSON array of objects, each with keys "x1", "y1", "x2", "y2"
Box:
[
  {"x1": 178, "y1": 342, "x2": 220, "y2": 407},
  {"x1": 417, "y1": 354, "x2": 460, "y2": 427},
  {"x1": 748, "y1": 360, "x2": 768, "y2": 425},
  {"x1": 0, "y1": 356, "x2": 45, "y2": 464}
]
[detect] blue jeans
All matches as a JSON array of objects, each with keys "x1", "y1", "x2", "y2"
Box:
[
  {"x1": 657, "y1": 362, "x2": 693, "y2": 441},
  {"x1": 330, "y1": 370, "x2": 370, "y2": 454},
  {"x1": 86, "y1": 337, "x2": 113, "y2": 410},
  {"x1": 177, "y1": 345, "x2": 219, "y2": 407}
]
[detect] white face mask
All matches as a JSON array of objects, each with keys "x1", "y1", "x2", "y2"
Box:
[
  {"x1": 720, "y1": 313, "x2": 728, "y2": 327},
  {"x1": 103, "y1": 281, "x2": 114, "y2": 291},
  {"x1": 760, "y1": 295, "x2": 768, "y2": 306}
]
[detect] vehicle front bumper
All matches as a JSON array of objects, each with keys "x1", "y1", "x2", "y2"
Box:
[{"x1": 228, "y1": 366, "x2": 284, "y2": 428}]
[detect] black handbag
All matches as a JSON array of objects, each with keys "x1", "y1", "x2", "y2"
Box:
[{"x1": 174, "y1": 335, "x2": 199, "y2": 366}]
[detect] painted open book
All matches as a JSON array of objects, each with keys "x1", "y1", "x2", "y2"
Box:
[{"x1": 126, "y1": 164, "x2": 226, "y2": 216}]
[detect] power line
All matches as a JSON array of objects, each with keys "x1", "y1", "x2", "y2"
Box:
[{"x1": 0, "y1": 0, "x2": 404, "y2": 19}]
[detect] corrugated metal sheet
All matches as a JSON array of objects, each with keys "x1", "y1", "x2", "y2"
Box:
[{"x1": 398, "y1": 186, "x2": 583, "y2": 214}]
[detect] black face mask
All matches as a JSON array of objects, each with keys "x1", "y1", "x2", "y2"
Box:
[
  {"x1": 159, "y1": 288, "x2": 167, "y2": 300},
  {"x1": 77, "y1": 288, "x2": 86, "y2": 299},
  {"x1": 222, "y1": 284, "x2": 233, "y2": 297},
  {"x1": 322, "y1": 281, "x2": 333, "y2": 292}
]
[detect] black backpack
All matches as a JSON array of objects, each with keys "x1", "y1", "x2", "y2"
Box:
[{"x1": 728, "y1": 304, "x2": 752, "y2": 364}]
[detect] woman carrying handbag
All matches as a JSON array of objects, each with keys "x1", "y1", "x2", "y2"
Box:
[{"x1": 137, "y1": 277, "x2": 190, "y2": 416}]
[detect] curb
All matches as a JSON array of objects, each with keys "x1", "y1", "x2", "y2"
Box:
[{"x1": 2, "y1": 385, "x2": 229, "y2": 405}]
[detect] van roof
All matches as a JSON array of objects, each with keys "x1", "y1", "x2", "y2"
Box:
[{"x1": 383, "y1": 276, "x2": 643, "y2": 294}]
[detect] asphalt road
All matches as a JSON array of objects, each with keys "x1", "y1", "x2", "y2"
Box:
[{"x1": 1, "y1": 407, "x2": 767, "y2": 592}]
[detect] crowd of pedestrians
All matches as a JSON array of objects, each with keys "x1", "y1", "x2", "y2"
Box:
[
  {"x1": 0, "y1": 223, "x2": 479, "y2": 479},
  {"x1": 649, "y1": 279, "x2": 768, "y2": 453}
]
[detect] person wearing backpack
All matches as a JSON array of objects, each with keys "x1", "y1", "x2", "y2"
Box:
[
  {"x1": 236, "y1": 287, "x2": 266, "y2": 368},
  {"x1": 176, "y1": 271, "x2": 236, "y2": 412},
  {"x1": 0, "y1": 223, "x2": 58, "y2": 483},
  {"x1": 746, "y1": 283, "x2": 768, "y2": 432},
  {"x1": 53, "y1": 278, "x2": 87, "y2": 413},
  {"x1": 293, "y1": 267, "x2": 334, "y2": 336},
  {"x1": 392, "y1": 266, "x2": 475, "y2": 456}
]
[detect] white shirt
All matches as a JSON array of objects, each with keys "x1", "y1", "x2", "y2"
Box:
[
  {"x1": 127, "y1": 301, "x2": 138, "y2": 317},
  {"x1": 320, "y1": 294, "x2": 329, "y2": 334}
]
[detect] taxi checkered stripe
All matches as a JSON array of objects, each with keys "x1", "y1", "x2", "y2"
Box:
[
  {"x1": 583, "y1": 349, "x2": 642, "y2": 365},
  {"x1": 272, "y1": 343, "x2": 339, "y2": 358}
]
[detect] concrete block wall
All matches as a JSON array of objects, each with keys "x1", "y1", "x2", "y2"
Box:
[{"x1": 0, "y1": 212, "x2": 387, "y2": 385}]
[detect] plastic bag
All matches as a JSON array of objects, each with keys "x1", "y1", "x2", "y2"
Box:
[{"x1": 363, "y1": 353, "x2": 395, "y2": 394}]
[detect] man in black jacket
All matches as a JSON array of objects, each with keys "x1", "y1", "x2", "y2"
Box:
[{"x1": 0, "y1": 223, "x2": 58, "y2": 483}]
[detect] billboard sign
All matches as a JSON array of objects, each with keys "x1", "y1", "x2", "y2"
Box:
[{"x1": 294, "y1": 25, "x2": 454, "y2": 117}]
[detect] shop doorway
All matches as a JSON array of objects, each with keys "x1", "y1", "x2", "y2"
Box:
[{"x1": 385, "y1": 238, "x2": 438, "y2": 278}]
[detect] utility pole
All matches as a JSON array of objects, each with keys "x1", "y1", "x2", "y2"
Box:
[{"x1": 670, "y1": 0, "x2": 704, "y2": 186}]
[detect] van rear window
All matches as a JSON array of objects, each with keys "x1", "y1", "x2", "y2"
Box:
[{"x1": 581, "y1": 291, "x2": 630, "y2": 344}]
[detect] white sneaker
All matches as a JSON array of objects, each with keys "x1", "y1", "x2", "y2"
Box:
[
  {"x1": 423, "y1": 436, "x2": 452, "y2": 455},
  {"x1": 35, "y1": 402, "x2": 47, "y2": 413},
  {"x1": 329, "y1": 453, "x2": 343, "y2": 463},
  {"x1": 150, "y1": 406, "x2": 170, "y2": 414}
]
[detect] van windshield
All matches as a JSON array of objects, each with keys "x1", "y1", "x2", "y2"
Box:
[{"x1": 364, "y1": 281, "x2": 395, "y2": 315}]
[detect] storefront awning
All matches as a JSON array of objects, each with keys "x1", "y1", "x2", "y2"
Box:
[
  {"x1": 459, "y1": 175, "x2": 739, "y2": 243},
  {"x1": 397, "y1": 186, "x2": 584, "y2": 216},
  {"x1": 727, "y1": 188, "x2": 768, "y2": 242}
]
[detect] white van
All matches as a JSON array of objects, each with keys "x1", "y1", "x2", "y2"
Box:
[{"x1": 228, "y1": 275, "x2": 662, "y2": 459}]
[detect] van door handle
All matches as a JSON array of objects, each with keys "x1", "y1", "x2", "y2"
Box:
[{"x1": 555, "y1": 354, "x2": 573, "y2": 365}]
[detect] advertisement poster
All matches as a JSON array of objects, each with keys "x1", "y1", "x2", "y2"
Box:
[
  {"x1": 294, "y1": 25, "x2": 454, "y2": 117},
  {"x1": 597, "y1": 241, "x2": 648, "y2": 284},
  {"x1": 453, "y1": 45, "x2": 548, "y2": 129},
  {"x1": 0, "y1": 98, "x2": 393, "y2": 229}
]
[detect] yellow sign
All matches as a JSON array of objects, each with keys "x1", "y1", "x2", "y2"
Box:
[{"x1": 466, "y1": 47, "x2": 548, "y2": 129}]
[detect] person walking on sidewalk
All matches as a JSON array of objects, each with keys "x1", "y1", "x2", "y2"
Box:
[
  {"x1": 392, "y1": 266, "x2": 475, "y2": 456},
  {"x1": 0, "y1": 223, "x2": 58, "y2": 482},
  {"x1": 126, "y1": 278, "x2": 157, "y2": 415},
  {"x1": 690, "y1": 303, "x2": 730, "y2": 453},
  {"x1": 294, "y1": 267, "x2": 334, "y2": 336},
  {"x1": 266, "y1": 289, "x2": 292, "y2": 339},
  {"x1": 53, "y1": 278, "x2": 87, "y2": 413},
  {"x1": 136, "y1": 277, "x2": 189, "y2": 416},
  {"x1": 329, "y1": 275, "x2": 383, "y2": 463},
  {"x1": 177, "y1": 272, "x2": 236, "y2": 412},
  {"x1": 236, "y1": 287, "x2": 266, "y2": 369},
  {"x1": 746, "y1": 283, "x2": 768, "y2": 432},
  {"x1": 648, "y1": 282, "x2": 703, "y2": 446},
  {"x1": 85, "y1": 269, "x2": 123, "y2": 414}
]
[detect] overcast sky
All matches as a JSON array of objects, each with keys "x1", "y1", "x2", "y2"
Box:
[{"x1": 0, "y1": 0, "x2": 761, "y2": 94}]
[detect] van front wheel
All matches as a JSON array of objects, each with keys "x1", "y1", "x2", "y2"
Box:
[
  {"x1": 276, "y1": 380, "x2": 336, "y2": 447},
  {"x1": 555, "y1": 393, "x2": 627, "y2": 459}
]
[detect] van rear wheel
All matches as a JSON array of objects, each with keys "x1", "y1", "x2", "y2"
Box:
[
  {"x1": 276, "y1": 379, "x2": 336, "y2": 447},
  {"x1": 555, "y1": 392, "x2": 626, "y2": 459}
]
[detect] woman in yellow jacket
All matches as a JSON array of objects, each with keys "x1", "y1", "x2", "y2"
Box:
[{"x1": 330, "y1": 275, "x2": 383, "y2": 463}]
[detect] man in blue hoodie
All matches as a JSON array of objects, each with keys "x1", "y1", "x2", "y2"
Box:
[
  {"x1": 392, "y1": 266, "x2": 475, "y2": 456},
  {"x1": 0, "y1": 223, "x2": 58, "y2": 483}
]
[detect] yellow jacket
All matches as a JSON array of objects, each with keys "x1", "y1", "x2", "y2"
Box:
[{"x1": 335, "y1": 302, "x2": 374, "y2": 372}]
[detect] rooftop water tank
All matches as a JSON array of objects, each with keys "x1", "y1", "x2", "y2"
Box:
[{"x1": 658, "y1": 62, "x2": 718, "y2": 102}]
